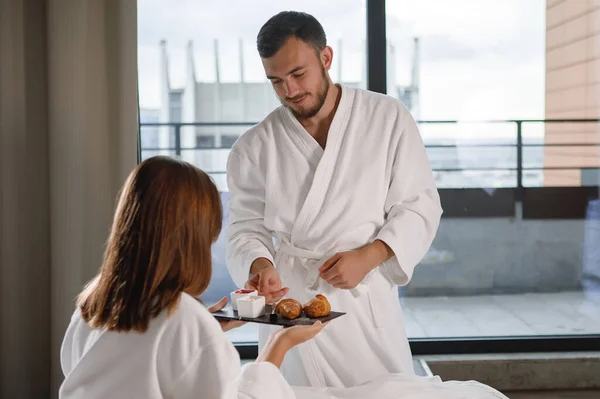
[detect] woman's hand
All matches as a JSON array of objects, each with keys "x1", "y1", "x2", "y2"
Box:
[
  {"x1": 207, "y1": 297, "x2": 246, "y2": 332},
  {"x1": 256, "y1": 321, "x2": 328, "y2": 367},
  {"x1": 273, "y1": 321, "x2": 327, "y2": 347}
]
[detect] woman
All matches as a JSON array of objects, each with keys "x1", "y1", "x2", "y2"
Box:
[{"x1": 59, "y1": 156, "x2": 324, "y2": 398}]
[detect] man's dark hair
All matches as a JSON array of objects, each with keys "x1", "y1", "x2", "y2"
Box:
[{"x1": 257, "y1": 11, "x2": 327, "y2": 58}]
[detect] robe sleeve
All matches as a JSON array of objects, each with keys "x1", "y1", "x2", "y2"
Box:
[
  {"x1": 168, "y1": 339, "x2": 296, "y2": 399},
  {"x1": 375, "y1": 109, "x2": 443, "y2": 286},
  {"x1": 226, "y1": 149, "x2": 276, "y2": 288}
]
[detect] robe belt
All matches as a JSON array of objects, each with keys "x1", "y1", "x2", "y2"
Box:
[{"x1": 275, "y1": 241, "x2": 368, "y2": 298}]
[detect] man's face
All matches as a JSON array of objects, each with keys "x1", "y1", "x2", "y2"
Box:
[{"x1": 262, "y1": 37, "x2": 332, "y2": 119}]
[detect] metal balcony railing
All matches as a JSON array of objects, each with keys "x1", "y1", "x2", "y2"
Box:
[{"x1": 139, "y1": 119, "x2": 600, "y2": 191}]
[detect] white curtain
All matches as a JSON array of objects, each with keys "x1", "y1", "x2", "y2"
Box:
[{"x1": 0, "y1": 0, "x2": 138, "y2": 397}]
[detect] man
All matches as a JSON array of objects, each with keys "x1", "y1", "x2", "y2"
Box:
[{"x1": 226, "y1": 11, "x2": 442, "y2": 388}]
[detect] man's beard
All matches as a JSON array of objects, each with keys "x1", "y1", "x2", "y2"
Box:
[{"x1": 283, "y1": 67, "x2": 330, "y2": 119}]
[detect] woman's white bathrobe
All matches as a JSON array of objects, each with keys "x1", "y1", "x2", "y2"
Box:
[
  {"x1": 226, "y1": 85, "x2": 444, "y2": 388},
  {"x1": 59, "y1": 293, "x2": 295, "y2": 399}
]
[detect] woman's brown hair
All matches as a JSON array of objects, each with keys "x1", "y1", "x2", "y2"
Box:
[{"x1": 78, "y1": 156, "x2": 222, "y2": 332}]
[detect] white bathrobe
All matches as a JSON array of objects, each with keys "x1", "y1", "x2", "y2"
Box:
[
  {"x1": 226, "y1": 85, "x2": 443, "y2": 388},
  {"x1": 59, "y1": 293, "x2": 295, "y2": 399},
  {"x1": 59, "y1": 294, "x2": 509, "y2": 399}
]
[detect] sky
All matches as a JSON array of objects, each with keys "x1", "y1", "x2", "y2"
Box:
[{"x1": 137, "y1": 0, "x2": 546, "y2": 124}]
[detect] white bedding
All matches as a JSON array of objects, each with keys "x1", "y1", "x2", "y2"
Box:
[{"x1": 291, "y1": 374, "x2": 510, "y2": 399}]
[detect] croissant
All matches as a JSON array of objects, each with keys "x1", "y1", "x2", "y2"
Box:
[
  {"x1": 303, "y1": 294, "x2": 331, "y2": 318},
  {"x1": 275, "y1": 298, "x2": 302, "y2": 320}
]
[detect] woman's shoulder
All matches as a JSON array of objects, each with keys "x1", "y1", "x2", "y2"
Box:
[
  {"x1": 155, "y1": 294, "x2": 236, "y2": 394},
  {"x1": 160, "y1": 293, "x2": 225, "y2": 348}
]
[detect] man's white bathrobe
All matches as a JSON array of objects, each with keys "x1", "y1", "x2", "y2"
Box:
[
  {"x1": 59, "y1": 293, "x2": 295, "y2": 398},
  {"x1": 226, "y1": 85, "x2": 443, "y2": 388}
]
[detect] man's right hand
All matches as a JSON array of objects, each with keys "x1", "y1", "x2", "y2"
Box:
[{"x1": 246, "y1": 258, "x2": 289, "y2": 304}]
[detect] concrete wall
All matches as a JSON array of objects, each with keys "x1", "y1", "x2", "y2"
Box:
[
  {"x1": 404, "y1": 206, "x2": 600, "y2": 296},
  {"x1": 544, "y1": 0, "x2": 600, "y2": 186}
]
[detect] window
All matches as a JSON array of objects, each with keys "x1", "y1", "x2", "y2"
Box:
[
  {"x1": 582, "y1": 169, "x2": 600, "y2": 187},
  {"x1": 196, "y1": 135, "x2": 215, "y2": 149},
  {"x1": 138, "y1": 0, "x2": 366, "y2": 344},
  {"x1": 138, "y1": 0, "x2": 599, "y2": 353},
  {"x1": 221, "y1": 134, "x2": 239, "y2": 149},
  {"x1": 387, "y1": 0, "x2": 600, "y2": 342},
  {"x1": 139, "y1": 108, "x2": 161, "y2": 159}
]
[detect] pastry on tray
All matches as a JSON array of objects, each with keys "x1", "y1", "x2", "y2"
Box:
[
  {"x1": 214, "y1": 293, "x2": 344, "y2": 326},
  {"x1": 275, "y1": 298, "x2": 303, "y2": 320},
  {"x1": 303, "y1": 294, "x2": 331, "y2": 318}
]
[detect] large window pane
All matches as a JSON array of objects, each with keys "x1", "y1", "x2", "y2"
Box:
[
  {"x1": 138, "y1": 0, "x2": 366, "y2": 343},
  {"x1": 388, "y1": 0, "x2": 600, "y2": 339}
]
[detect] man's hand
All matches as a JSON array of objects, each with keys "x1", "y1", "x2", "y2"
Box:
[
  {"x1": 319, "y1": 241, "x2": 393, "y2": 289},
  {"x1": 246, "y1": 258, "x2": 289, "y2": 304},
  {"x1": 207, "y1": 297, "x2": 246, "y2": 332}
]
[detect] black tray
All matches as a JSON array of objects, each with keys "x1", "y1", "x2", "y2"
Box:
[{"x1": 213, "y1": 305, "x2": 346, "y2": 327}]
